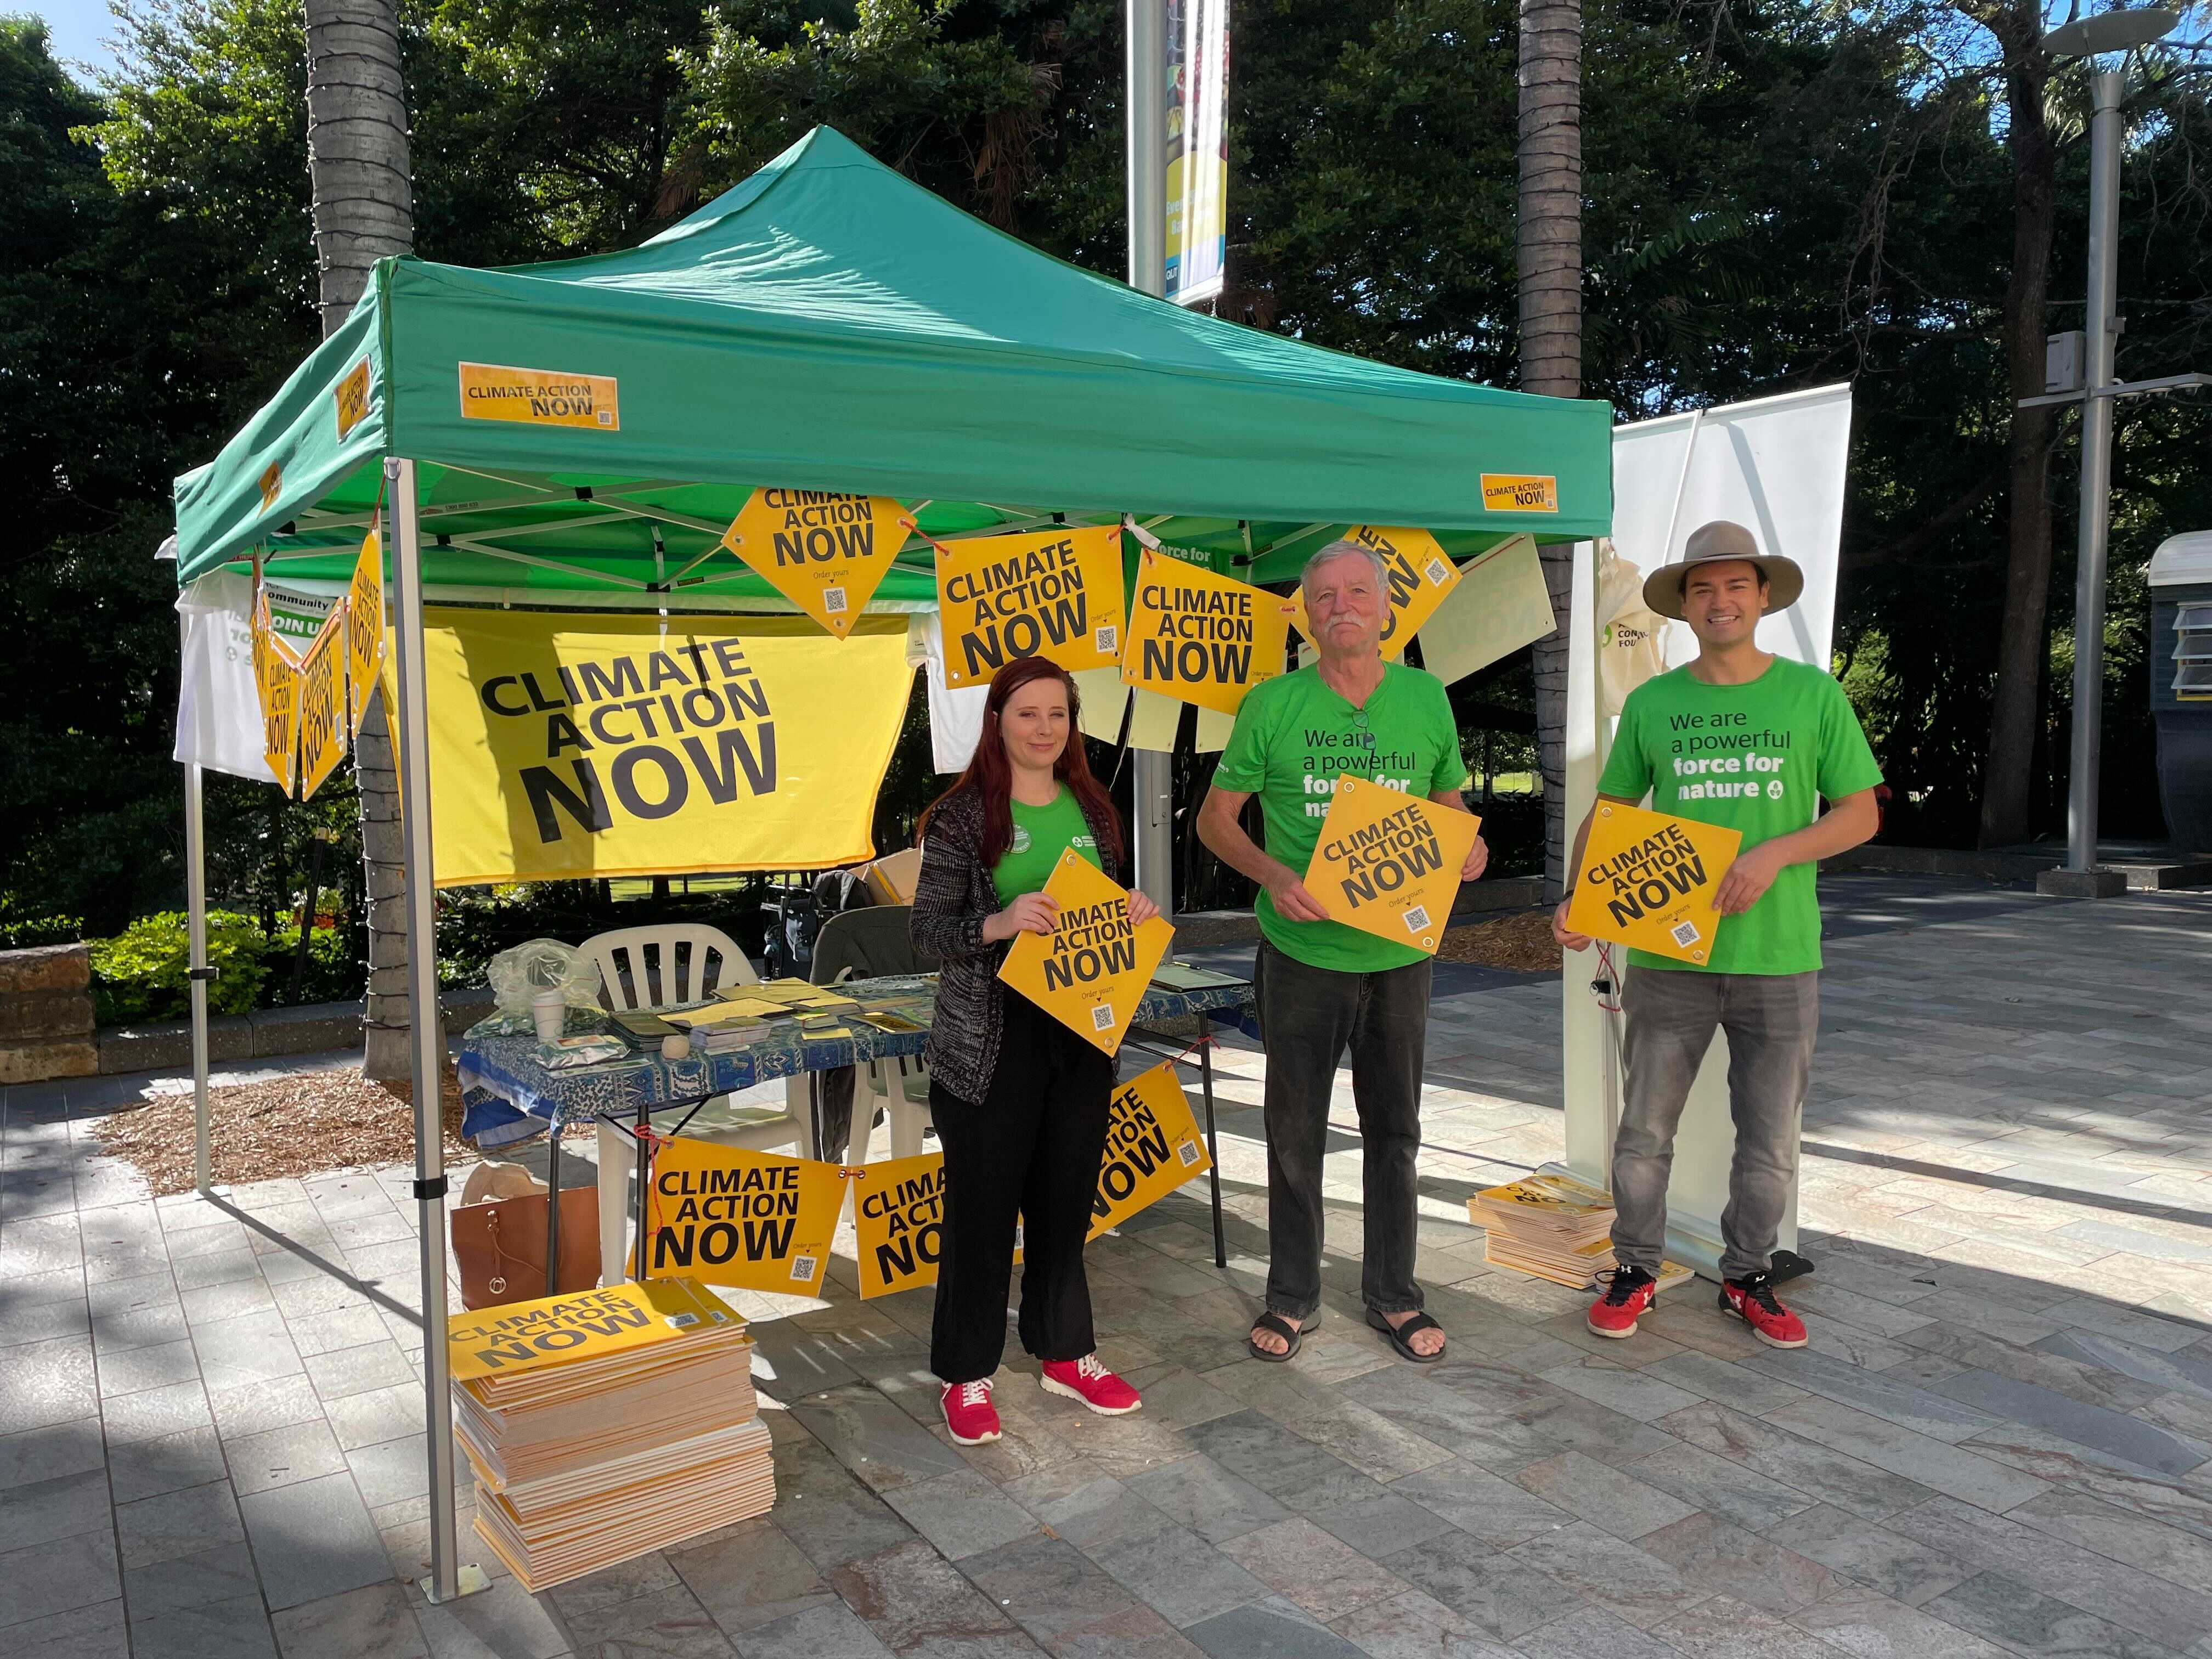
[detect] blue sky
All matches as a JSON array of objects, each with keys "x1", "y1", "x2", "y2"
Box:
[{"x1": 18, "y1": 0, "x2": 121, "y2": 82}]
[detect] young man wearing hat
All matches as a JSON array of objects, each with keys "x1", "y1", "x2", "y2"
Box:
[{"x1": 1553, "y1": 521, "x2": 1882, "y2": 1347}]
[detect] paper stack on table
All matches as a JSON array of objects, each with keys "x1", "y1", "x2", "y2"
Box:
[
  {"x1": 1469, "y1": 1167, "x2": 1690, "y2": 1291},
  {"x1": 449, "y1": 1279, "x2": 773, "y2": 1592}
]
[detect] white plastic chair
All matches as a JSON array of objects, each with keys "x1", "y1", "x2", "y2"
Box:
[{"x1": 581, "y1": 923, "x2": 865, "y2": 1284}]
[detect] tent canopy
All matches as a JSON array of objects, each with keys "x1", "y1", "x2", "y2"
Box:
[{"x1": 174, "y1": 126, "x2": 1611, "y2": 600}]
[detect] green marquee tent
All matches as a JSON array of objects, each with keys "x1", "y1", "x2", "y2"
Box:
[{"x1": 173, "y1": 125, "x2": 1610, "y2": 599}]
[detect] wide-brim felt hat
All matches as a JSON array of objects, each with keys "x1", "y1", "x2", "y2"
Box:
[{"x1": 1643, "y1": 520, "x2": 1804, "y2": 620}]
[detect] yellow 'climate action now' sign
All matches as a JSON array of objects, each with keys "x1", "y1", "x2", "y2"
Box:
[
  {"x1": 458, "y1": 362, "x2": 620, "y2": 430},
  {"x1": 1565, "y1": 800, "x2": 1741, "y2": 964},
  {"x1": 1480, "y1": 473, "x2": 1559, "y2": 513},
  {"x1": 1304, "y1": 776, "x2": 1480, "y2": 955},
  {"x1": 720, "y1": 489, "x2": 910, "y2": 639},
  {"x1": 998, "y1": 849, "x2": 1172, "y2": 1052}
]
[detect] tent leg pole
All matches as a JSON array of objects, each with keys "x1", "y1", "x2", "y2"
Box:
[
  {"x1": 387, "y1": 456, "x2": 479, "y2": 1605},
  {"x1": 185, "y1": 759, "x2": 213, "y2": 1196},
  {"x1": 1125, "y1": 0, "x2": 1173, "y2": 916}
]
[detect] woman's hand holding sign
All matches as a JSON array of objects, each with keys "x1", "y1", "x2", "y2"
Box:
[{"x1": 985, "y1": 892, "x2": 1059, "y2": 943}]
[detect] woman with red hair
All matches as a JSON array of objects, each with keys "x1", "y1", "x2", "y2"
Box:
[{"x1": 909, "y1": 656, "x2": 1157, "y2": 1444}]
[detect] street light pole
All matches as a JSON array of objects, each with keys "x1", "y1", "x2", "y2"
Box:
[
  {"x1": 1126, "y1": 0, "x2": 1174, "y2": 914},
  {"x1": 2065, "y1": 69, "x2": 2125, "y2": 874}
]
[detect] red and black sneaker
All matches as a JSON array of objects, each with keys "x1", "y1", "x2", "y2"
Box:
[
  {"x1": 1587, "y1": 1265, "x2": 1658, "y2": 1339},
  {"x1": 1719, "y1": 1272, "x2": 1809, "y2": 1348}
]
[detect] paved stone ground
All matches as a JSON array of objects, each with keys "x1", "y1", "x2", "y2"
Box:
[{"x1": 5, "y1": 874, "x2": 2212, "y2": 1659}]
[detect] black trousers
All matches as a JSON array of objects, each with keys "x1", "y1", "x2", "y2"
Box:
[
  {"x1": 1254, "y1": 939, "x2": 1431, "y2": 1322},
  {"x1": 929, "y1": 990, "x2": 1114, "y2": 1385}
]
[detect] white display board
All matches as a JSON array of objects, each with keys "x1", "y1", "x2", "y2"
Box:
[{"x1": 1562, "y1": 383, "x2": 1853, "y2": 1278}]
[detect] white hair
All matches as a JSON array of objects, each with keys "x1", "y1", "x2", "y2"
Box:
[{"x1": 1300, "y1": 539, "x2": 1388, "y2": 591}]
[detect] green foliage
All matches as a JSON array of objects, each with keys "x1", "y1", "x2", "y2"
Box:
[
  {"x1": 0, "y1": 898, "x2": 84, "y2": 950},
  {"x1": 89, "y1": 909, "x2": 268, "y2": 1023}
]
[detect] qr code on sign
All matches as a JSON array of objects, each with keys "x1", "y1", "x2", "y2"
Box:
[
  {"x1": 789, "y1": 1255, "x2": 819, "y2": 1282},
  {"x1": 1091, "y1": 1005, "x2": 1116, "y2": 1032},
  {"x1": 1095, "y1": 624, "x2": 1118, "y2": 654},
  {"x1": 823, "y1": 587, "x2": 848, "y2": 614},
  {"x1": 1177, "y1": 1140, "x2": 1201, "y2": 1167},
  {"x1": 1670, "y1": 920, "x2": 1701, "y2": 948},
  {"x1": 1402, "y1": 905, "x2": 1431, "y2": 933},
  {"x1": 1425, "y1": 558, "x2": 1451, "y2": 586},
  {"x1": 663, "y1": 1312, "x2": 699, "y2": 1329}
]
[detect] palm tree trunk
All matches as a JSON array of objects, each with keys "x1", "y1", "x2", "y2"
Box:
[
  {"x1": 306, "y1": 0, "x2": 415, "y2": 1078},
  {"x1": 1977, "y1": 35, "x2": 2058, "y2": 849},
  {"x1": 1517, "y1": 0, "x2": 1583, "y2": 898}
]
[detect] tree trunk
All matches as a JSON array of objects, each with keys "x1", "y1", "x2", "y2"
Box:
[
  {"x1": 1517, "y1": 0, "x2": 1583, "y2": 898},
  {"x1": 306, "y1": 0, "x2": 414, "y2": 1077},
  {"x1": 1977, "y1": 38, "x2": 2058, "y2": 850}
]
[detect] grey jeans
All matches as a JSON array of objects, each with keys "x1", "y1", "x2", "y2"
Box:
[
  {"x1": 1613, "y1": 967, "x2": 1818, "y2": 1282},
  {"x1": 1254, "y1": 940, "x2": 1430, "y2": 1321}
]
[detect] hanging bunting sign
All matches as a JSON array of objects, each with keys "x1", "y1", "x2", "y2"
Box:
[
  {"x1": 1303, "y1": 776, "x2": 1480, "y2": 955},
  {"x1": 296, "y1": 613, "x2": 349, "y2": 799},
  {"x1": 251, "y1": 589, "x2": 301, "y2": 797},
  {"x1": 346, "y1": 521, "x2": 385, "y2": 734},
  {"x1": 998, "y1": 849, "x2": 1173, "y2": 1053},
  {"x1": 935, "y1": 524, "x2": 1125, "y2": 687},
  {"x1": 645, "y1": 1138, "x2": 843, "y2": 1296},
  {"x1": 1289, "y1": 526, "x2": 1462, "y2": 659},
  {"x1": 1088, "y1": 1062, "x2": 1212, "y2": 1235},
  {"x1": 1565, "y1": 800, "x2": 1741, "y2": 966},
  {"x1": 852, "y1": 1153, "x2": 946, "y2": 1299},
  {"x1": 719, "y1": 489, "x2": 910, "y2": 638},
  {"x1": 1121, "y1": 547, "x2": 1290, "y2": 716}
]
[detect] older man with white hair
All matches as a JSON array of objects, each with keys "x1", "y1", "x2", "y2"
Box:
[{"x1": 1199, "y1": 539, "x2": 1487, "y2": 1364}]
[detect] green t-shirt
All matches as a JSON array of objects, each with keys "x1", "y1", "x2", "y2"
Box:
[
  {"x1": 1214, "y1": 662, "x2": 1471, "y2": 972},
  {"x1": 1596, "y1": 657, "x2": 1882, "y2": 975},
  {"x1": 991, "y1": 786, "x2": 1101, "y2": 905}
]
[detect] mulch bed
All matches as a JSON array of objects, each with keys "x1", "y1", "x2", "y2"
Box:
[
  {"x1": 96, "y1": 1065, "x2": 491, "y2": 1197},
  {"x1": 1435, "y1": 908, "x2": 1561, "y2": 974}
]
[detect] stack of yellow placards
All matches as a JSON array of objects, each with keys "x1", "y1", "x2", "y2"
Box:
[
  {"x1": 448, "y1": 1278, "x2": 772, "y2": 1592},
  {"x1": 1469, "y1": 1167, "x2": 1690, "y2": 1291}
]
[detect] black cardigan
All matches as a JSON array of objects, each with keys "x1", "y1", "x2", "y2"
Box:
[{"x1": 909, "y1": 782, "x2": 1125, "y2": 1103}]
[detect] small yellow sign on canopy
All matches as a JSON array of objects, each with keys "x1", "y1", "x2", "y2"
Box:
[
  {"x1": 1304, "y1": 776, "x2": 1480, "y2": 954},
  {"x1": 720, "y1": 489, "x2": 910, "y2": 638},
  {"x1": 998, "y1": 849, "x2": 1173, "y2": 1053},
  {"x1": 1122, "y1": 548, "x2": 1290, "y2": 715},
  {"x1": 1565, "y1": 800, "x2": 1741, "y2": 965},
  {"x1": 1289, "y1": 526, "x2": 1462, "y2": 659},
  {"x1": 296, "y1": 616, "x2": 348, "y2": 799}
]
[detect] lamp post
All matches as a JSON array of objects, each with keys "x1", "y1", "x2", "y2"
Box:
[{"x1": 2042, "y1": 8, "x2": 2179, "y2": 878}]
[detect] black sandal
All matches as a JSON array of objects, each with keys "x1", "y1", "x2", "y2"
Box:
[
  {"x1": 1248, "y1": 1311, "x2": 1305, "y2": 1363},
  {"x1": 1367, "y1": 1308, "x2": 1446, "y2": 1364}
]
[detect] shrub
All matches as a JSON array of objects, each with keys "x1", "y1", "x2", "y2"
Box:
[
  {"x1": 90, "y1": 911, "x2": 267, "y2": 1024},
  {"x1": 0, "y1": 894, "x2": 83, "y2": 950}
]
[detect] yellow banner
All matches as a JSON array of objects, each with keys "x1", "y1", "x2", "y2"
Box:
[
  {"x1": 420, "y1": 608, "x2": 912, "y2": 885},
  {"x1": 720, "y1": 489, "x2": 910, "y2": 639},
  {"x1": 458, "y1": 362, "x2": 619, "y2": 430},
  {"x1": 1566, "y1": 800, "x2": 1741, "y2": 965},
  {"x1": 1289, "y1": 527, "x2": 1462, "y2": 660},
  {"x1": 852, "y1": 1152, "x2": 945, "y2": 1299},
  {"x1": 1481, "y1": 473, "x2": 1559, "y2": 513},
  {"x1": 998, "y1": 850, "x2": 1173, "y2": 1053},
  {"x1": 1089, "y1": 1062, "x2": 1212, "y2": 1237},
  {"x1": 447, "y1": 1278, "x2": 738, "y2": 1384},
  {"x1": 1304, "y1": 777, "x2": 1479, "y2": 955},
  {"x1": 296, "y1": 613, "x2": 348, "y2": 799},
  {"x1": 1121, "y1": 548, "x2": 1289, "y2": 716},
  {"x1": 251, "y1": 590, "x2": 299, "y2": 796},
  {"x1": 346, "y1": 523, "x2": 385, "y2": 736},
  {"x1": 936, "y1": 524, "x2": 1125, "y2": 687},
  {"x1": 645, "y1": 1139, "x2": 843, "y2": 1297}
]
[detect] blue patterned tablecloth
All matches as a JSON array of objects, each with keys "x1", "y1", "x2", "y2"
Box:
[{"x1": 454, "y1": 973, "x2": 1254, "y2": 1147}]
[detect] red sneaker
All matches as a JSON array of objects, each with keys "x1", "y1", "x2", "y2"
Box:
[
  {"x1": 1587, "y1": 1265, "x2": 1658, "y2": 1338},
  {"x1": 1039, "y1": 1354, "x2": 1142, "y2": 1416},
  {"x1": 941, "y1": 1379, "x2": 1002, "y2": 1444},
  {"x1": 1720, "y1": 1273, "x2": 1809, "y2": 1348}
]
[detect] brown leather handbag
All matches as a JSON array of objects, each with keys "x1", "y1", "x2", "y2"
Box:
[{"x1": 450, "y1": 1184, "x2": 601, "y2": 1308}]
